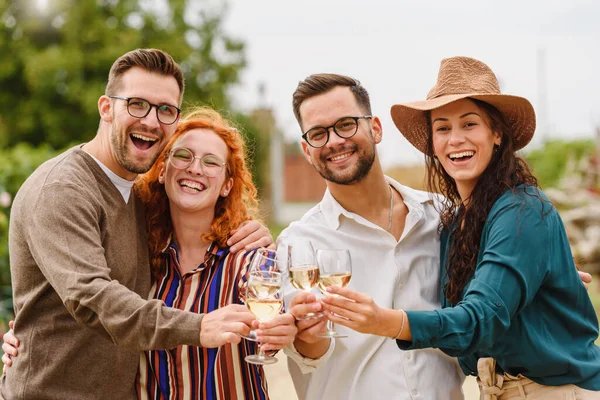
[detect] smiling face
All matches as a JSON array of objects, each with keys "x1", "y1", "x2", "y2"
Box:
[
  {"x1": 299, "y1": 86, "x2": 381, "y2": 185},
  {"x1": 105, "y1": 67, "x2": 181, "y2": 178},
  {"x1": 430, "y1": 98, "x2": 501, "y2": 200},
  {"x1": 160, "y1": 128, "x2": 232, "y2": 216}
]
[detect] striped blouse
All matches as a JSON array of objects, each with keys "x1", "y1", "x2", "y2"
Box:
[{"x1": 135, "y1": 242, "x2": 270, "y2": 400}]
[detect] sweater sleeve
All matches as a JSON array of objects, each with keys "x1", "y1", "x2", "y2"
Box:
[
  {"x1": 398, "y1": 195, "x2": 551, "y2": 356},
  {"x1": 26, "y1": 184, "x2": 203, "y2": 351}
]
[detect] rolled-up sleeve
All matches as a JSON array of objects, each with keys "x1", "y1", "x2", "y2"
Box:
[{"x1": 397, "y1": 197, "x2": 551, "y2": 356}]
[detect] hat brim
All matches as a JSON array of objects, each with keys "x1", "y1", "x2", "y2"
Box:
[{"x1": 390, "y1": 93, "x2": 536, "y2": 154}]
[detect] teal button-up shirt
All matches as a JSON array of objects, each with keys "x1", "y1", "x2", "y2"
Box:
[{"x1": 398, "y1": 186, "x2": 600, "y2": 390}]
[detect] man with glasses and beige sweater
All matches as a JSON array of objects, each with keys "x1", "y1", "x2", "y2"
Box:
[{"x1": 1, "y1": 48, "x2": 270, "y2": 399}]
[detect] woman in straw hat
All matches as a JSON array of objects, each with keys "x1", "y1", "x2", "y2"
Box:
[{"x1": 384, "y1": 56, "x2": 600, "y2": 399}]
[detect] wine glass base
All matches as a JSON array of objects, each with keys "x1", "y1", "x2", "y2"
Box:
[
  {"x1": 316, "y1": 331, "x2": 347, "y2": 339},
  {"x1": 239, "y1": 330, "x2": 258, "y2": 341},
  {"x1": 245, "y1": 354, "x2": 278, "y2": 365},
  {"x1": 296, "y1": 312, "x2": 325, "y2": 321}
]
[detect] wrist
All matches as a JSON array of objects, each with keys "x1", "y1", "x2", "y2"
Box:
[
  {"x1": 383, "y1": 309, "x2": 405, "y2": 339},
  {"x1": 294, "y1": 336, "x2": 330, "y2": 359},
  {"x1": 377, "y1": 308, "x2": 404, "y2": 338}
]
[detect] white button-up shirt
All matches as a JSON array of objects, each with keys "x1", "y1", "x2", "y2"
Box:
[{"x1": 281, "y1": 177, "x2": 465, "y2": 400}]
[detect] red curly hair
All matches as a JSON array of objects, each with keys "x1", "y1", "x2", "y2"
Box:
[{"x1": 135, "y1": 107, "x2": 259, "y2": 281}]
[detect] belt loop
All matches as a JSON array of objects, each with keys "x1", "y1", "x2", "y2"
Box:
[{"x1": 516, "y1": 378, "x2": 526, "y2": 399}]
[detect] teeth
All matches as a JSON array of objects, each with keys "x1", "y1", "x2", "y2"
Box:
[
  {"x1": 131, "y1": 133, "x2": 157, "y2": 142},
  {"x1": 330, "y1": 152, "x2": 352, "y2": 161},
  {"x1": 179, "y1": 180, "x2": 205, "y2": 191},
  {"x1": 449, "y1": 151, "x2": 474, "y2": 159}
]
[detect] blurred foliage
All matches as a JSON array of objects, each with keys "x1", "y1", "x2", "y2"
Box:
[
  {"x1": 0, "y1": 0, "x2": 248, "y2": 148},
  {"x1": 231, "y1": 112, "x2": 268, "y2": 198},
  {"x1": 0, "y1": 0, "x2": 272, "y2": 323},
  {"x1": 525, "y1": 139, "x2": 596, "y2": 189},
  {"x1": 0, "y1": 144, "x2": 63, "y2": 323}
]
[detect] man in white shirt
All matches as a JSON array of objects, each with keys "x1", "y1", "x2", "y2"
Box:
[{"x1": 280, "y1": 73, "x2": 466, "y2": 399}]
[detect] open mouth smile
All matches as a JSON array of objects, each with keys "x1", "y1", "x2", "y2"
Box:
[
  {"x1": 327, "y1": 151, "x2": 354, "y2": 162},
  {"x1": 448, "y1": 150, "x2": 474, "y2": 162},
  {"x1": 178, "y1": 179, "x2": 206, "y2": 192},
  {"x1": 130, "y1": 133, "x2": 158, "y2": 150}
]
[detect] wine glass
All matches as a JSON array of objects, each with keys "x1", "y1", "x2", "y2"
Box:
[
  {"x1": 244, "y1": 249, "x2": 284, "y2": 365},
  {"x1": 240, "y1": 248, "x2": 279, "y2": 339},
  {"x1": 284, "y1": 240, "x2": 324, "y2": 320},
  {"x1": 315, "y1": 249, "x2": 352, "y2": 339}
]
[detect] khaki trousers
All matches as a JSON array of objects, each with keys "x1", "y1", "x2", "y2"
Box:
[{"x1": 477, "y1": 358, "x2": 600, "y2": 400}]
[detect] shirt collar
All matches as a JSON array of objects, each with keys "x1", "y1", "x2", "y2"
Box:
[
  {"x1": 161, "y1": 234, "x2": 227, "y2": 265},
  {"x1": 320, "y1": 175, "x2": 435, "y2": 230}
]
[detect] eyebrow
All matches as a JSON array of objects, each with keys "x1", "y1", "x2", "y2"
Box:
[{"x1": 432, "y1": 112, "x2": 481, "y2": 124}]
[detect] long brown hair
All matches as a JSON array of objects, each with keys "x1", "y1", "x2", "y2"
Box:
[
  {"x1": 135, "y1": 107, "x2": 259, "y2": 280},
  {"x1": 424, "y1": 99, "x2": 539, "y2": 305}
]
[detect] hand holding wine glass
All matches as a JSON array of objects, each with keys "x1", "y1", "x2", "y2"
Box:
[
  {"x1": 242, "y1": 248, "x2": 285, "y2": 365},
  {"x1": 315, "y1": 249, "x2": 352, "y2": 339},
  {"x1": 244, "y1": 269, "x2": 284, "y2": 365},
  {"x1": 285, "y1": 240, "x2": 325, "y2": 320}
]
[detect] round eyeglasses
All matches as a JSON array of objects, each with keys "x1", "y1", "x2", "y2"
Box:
[
  {"x1": 109, "y1": 96, "x2": 181, "y2": 125},
  {"x1": 168, "y1": 147, "x2": 226, "y2": 177},
  {"x1": 302, "y1": 116, "x2": 372, "y2": 148}
]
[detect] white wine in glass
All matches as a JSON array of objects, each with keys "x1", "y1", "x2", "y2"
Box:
[
  {"x1": 289, "y1": 265, "x2": 320, "y2": 291},
  {"x1": 244, "y1": 254, "x2": 284, "y2": 365},
  {"x1": 286, "y1": 240, "x2": 324, "y2": 320},
  {"x1": 246, "y1": 298, "x2": 284, "y2": 321},
  {"x1": 317, "y1": 272, "x2": 351, "y2": 293},
  {"x1": 316, "y1": 249, "x2": 352, "y2": 339}
]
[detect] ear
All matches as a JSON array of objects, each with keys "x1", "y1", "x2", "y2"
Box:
[
  {"x1": 98, "y1": 95, "x2": 113, "y2": 123},
  {"x1": 221, "y1": 177, "x2": 234, "y2": 197},
  {"x1": 157, "y1": 162, "x2": 165, "y2": 184},
  {"x1": 371, "y1": 116, "x2": 383, "y2": 144},
  {"x1": 493, "y1": 131, "x2": 502, "y2": 146},
  {"x1": 301, "y1": 141, "x2": 314, "y2": 166}
]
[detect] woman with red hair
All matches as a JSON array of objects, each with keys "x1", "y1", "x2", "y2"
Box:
[
  {"x1": 1, "y1": 107, "x2": 294, "y2": 399},
  {"x1": 132, "y1": 107, "x2": 296, "y2": 399}
]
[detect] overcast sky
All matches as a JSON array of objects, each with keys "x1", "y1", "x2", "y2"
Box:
[{"x1": 223, "y1": 0, "x2": 600, "y2": 167}]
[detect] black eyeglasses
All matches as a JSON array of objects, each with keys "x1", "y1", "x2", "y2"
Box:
[
  {"x1": 109, "y1": 96, "x2": 181, "y2": 125},
  {"x1": 302, "y1": 116, "x2": 372, "y2": 148}
]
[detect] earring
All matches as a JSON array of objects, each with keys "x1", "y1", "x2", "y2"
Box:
[{"x1": 493, "y1": 144, "x2": 500, "y2": 153}]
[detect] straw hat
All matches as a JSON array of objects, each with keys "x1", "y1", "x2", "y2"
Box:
[{"x1": 390, "y1": 56, "x2": 536, "y2": 154}]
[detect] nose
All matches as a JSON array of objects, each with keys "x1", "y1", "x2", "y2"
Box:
[
  {"x1": 325, "y1": 127, "x2": 346, "y2": 148},
  {"x1": 186, "y1": 157, "x2": 205, "y2": 176},
  {"x1": 447, "y1": 128, "x2": 466, "y2": 147},
  {"x1": 139, "y1": 106, "x2": 161, "y2": 130}
]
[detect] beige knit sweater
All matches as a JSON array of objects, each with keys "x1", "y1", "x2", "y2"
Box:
[{"x1": 1, "y1": 147, "x2": 203, "y2": 399}]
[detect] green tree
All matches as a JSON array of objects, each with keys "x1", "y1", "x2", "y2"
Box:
[
  {"x1": 0, "y1": 0, "x2": 273, "y2": 322},
  {"x1": 0, "y1": 0, "x2": 246, "y2": 148},
  {"x1": 525, "y1": 139, "x2": 595, "y2": 189},
  {"x1": 0, "y1": 143, "x2": 62, "y2": 323}
]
